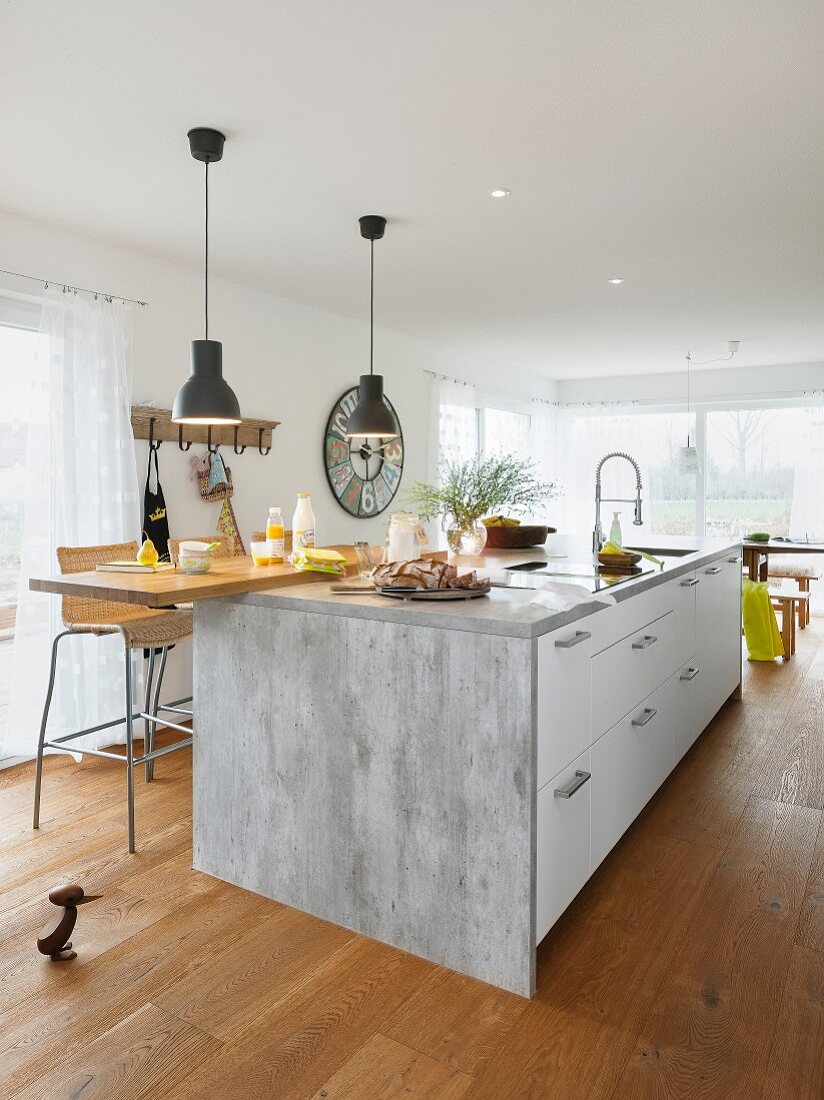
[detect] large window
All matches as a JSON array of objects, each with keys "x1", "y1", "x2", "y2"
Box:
[
  {"x1": 706, "y1": 407, "x2": 806, "y2": 538},
  {"x1": 558, "y1": 410, "x2": 696, "y2": 539},
  {"x1": 438, "y1": 401, "x2": 531, "y2": 466},
  {"x1": 436, "y1": 391, "x2": 824, "y2": 550}
]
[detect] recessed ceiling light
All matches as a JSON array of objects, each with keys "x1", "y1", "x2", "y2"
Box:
[
  {"x1": 607, "y1": 277, "x2": 625, "y2": 284},
  {"x1": 489, "y1": 189, "x2": 511, "y2": 198}
]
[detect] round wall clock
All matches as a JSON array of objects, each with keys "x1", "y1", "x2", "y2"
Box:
[{"x1": 324, "y1": 386, "x2": 404, "y2": 517}]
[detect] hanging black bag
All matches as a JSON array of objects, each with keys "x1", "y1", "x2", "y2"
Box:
[{"x1": 142, "y1": 445, "x2": 170, "y2": 562}]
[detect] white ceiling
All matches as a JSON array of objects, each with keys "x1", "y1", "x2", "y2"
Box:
[{"x1": 3, "y1": 1, "x2": 824, "y2": 378}]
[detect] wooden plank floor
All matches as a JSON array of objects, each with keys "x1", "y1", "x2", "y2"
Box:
[{"x1": 2, "y1": 623, "x2": 824, "y2": 1099}]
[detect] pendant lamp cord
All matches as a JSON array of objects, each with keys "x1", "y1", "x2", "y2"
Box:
[
  {"x1": 204, "y1": 160, "x2": 209, "y2": 340},
  {"x1": 369, "y1": 237, "x2": 374, "y2": 375},
  {"x1": 686, "y1": 351, "x2": 691, "y2": 445}
]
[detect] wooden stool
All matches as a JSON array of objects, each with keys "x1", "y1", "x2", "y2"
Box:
[
  {"x1": 770, "y1": 592, "x2": 810, "y2": 658},
  {"x1": 768, "y1": 559, "x2": 819, "y2": 628}
]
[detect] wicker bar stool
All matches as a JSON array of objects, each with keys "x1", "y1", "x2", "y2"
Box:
[{"x1": 33, "y1": 541, "x2": 194, "y2": 852}]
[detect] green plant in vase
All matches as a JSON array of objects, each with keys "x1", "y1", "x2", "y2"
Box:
[{"x1": 408, "y1": 454, "x2": 560, "y2": 554}]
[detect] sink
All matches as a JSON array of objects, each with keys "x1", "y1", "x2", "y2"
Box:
[{"x1": 496, "y1": 557, "x2": 656, "y2": 593}]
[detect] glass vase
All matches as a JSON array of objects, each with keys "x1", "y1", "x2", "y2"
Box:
[{"x1": 444, "y1": 517, "x2": 488, "y2": 555}]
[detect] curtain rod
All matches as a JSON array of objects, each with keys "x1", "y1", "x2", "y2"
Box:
[
  {"x1": 0, "y1": 268, "x2": 147, "y2": 307},
  {"x1": 422, "y1": 368, "x2": 555, "y2": 406}
]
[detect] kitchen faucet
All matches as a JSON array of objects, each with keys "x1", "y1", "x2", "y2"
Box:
[{"x1": 593, "y1": 451, "x2": 643, "y2": 552}]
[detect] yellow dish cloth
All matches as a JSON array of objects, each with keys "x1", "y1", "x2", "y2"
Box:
[{"x1": 742, "y1": 578, "x2": 784, "y2": 660}]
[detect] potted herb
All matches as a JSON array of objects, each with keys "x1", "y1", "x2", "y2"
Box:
[{"x1": 408, "y1": 455, "x2": 560, "y2": 553}]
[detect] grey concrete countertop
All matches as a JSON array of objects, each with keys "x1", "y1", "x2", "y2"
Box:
[{"x1": 221, "y1": 536, "x2": 741, "y2": 639}]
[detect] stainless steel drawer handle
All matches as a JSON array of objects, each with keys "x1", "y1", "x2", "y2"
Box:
[
  {"x1": 632, "y1": 707, "x2": 658, "y2": 727},
  {"x1": 554, "y1": 770, "x2": 591, "y2": 799},
  {"x1": 705, "y1": 565, "x2": 722, "y2": 575},
  {"x1": 680, "y1": 577, "x2": 700, "y2": 587},
  {"x1": 632, "y1": 634, "x2": 658, "y2": 649},
  {"x1": 727, "y1": 556, "x2": 741, "y2": 564},
  {"x1": 554, "y1": 630, "x2": 592, "y2": 649},
  {"x1": 680, "y1": 667, "x2": 700, "y2": 681}
]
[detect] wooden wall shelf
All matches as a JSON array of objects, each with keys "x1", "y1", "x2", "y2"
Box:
[{"x1": 131, "y1": 406, "x2": 280, "y2": 454}]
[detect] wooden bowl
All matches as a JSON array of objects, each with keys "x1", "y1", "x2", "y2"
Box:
[
  {"x1": 483, "y1": 525, "x2": 555, "y2": 549},
  {"x1": 597, "y1": 549, "x2": 642, "y2": 571}
]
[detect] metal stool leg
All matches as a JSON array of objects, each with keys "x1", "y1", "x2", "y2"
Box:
[
  {"x1": 124, "y1": 646, "x2": 136, "y2": 853},
  {"x1": 143, "y1": 648, "x2": 156, "y2": 782},
  {"x1": 33, "y1": 631, "x2": 71, "y2": 830},
  {"x1": 146, "y1": 646, "x2": 168, "y2": 782}
]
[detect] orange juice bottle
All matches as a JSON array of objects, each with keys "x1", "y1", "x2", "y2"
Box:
[{"x1": 266, "y1": 507, "x2": 285, "y2": 564}]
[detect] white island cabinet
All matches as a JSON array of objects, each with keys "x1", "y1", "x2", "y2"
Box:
[{"x1": 193, "y1": 540, "x2": 742, "y2": 997}]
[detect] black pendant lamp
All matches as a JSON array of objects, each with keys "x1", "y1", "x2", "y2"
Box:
[
  {"x1": 172, "y1": 128, "x2": 241, "y2": 426},
  {"x1": 345, "y1": 215, "x2": 397, "y2": 440}
]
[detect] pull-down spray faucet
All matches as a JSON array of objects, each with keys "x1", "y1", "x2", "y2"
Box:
[{"x1": 593, "y1": 452, "x2": 643, "y2": 553}]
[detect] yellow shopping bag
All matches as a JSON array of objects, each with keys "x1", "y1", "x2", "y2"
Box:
[{"x1": 742, "y1": 578, "x2": 784, "y2": 660}]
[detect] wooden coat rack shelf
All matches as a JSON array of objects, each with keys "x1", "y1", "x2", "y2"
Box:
[{"x1": 131, "y1": 406, "x2": 280, "y2": 455}]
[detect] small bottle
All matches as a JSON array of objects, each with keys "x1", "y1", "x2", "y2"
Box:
[
  {"x1": 609, "y1": 511, "x2": 623, "y2": 547},
  {"x1": 292, "y1": 493, "x2": 316, "y2": 551},
  {"x1": 266, "y1": 507, "x2": 285, "y2": 564}
]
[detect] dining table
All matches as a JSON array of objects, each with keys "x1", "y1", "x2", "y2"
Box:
[{"x1": 742, "y1": 539, "x2": 824, "y2": 582}]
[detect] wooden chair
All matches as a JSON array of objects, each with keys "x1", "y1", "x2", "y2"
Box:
[
  {"x1": 767, "y1": 557, "x2": 819, "y2": 628},
  {"x1": 770, "y1": 591, "x2": 810, "y2": 659},
  {"x1": 33, "y1": 541, "x2": 194, "y2": 852}
]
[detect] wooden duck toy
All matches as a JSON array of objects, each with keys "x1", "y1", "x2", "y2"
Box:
[{"x1": 36, "y1": 884, "x2": 100, "y2": 961}]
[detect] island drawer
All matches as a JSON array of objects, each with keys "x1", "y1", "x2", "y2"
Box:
[
  {"x1": 591, "y1": 610, "x2": 679, "y2": 739},
  {"x1": 536, "y1": 623, "x2": 593, "y2": 789},
  {"x1": 536, "y1": 747, "x2": 592, "y2": 942},
  {"x1": 586, "y1": 581, "x2": 676, "y2": 655},
  {"x1": 590, "y1": 678, "x2": 675, "y2": 871}
]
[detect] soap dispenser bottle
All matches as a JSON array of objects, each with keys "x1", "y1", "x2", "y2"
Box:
[{"x1": 609, "y1": 511, "x2": 623, "y2": 547}]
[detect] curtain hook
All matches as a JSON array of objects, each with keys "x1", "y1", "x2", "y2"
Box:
[
  {"x1": 258, "y1": 428, "x2": 271, "y2": 456},
  {"x1": 178, "y1": 424, "x2": 192, "y2": 452},
  {"x1": 233, "y1": 426, "x2": 246, "y2": 455}
]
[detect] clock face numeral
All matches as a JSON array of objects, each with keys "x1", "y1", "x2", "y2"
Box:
[
  {"x1": 326, "y1": 435, "x2": 350, "y2": 467},
  {"x1": 331, "y1": 390, "x2": 360, "y2": 440},
  {"x1": 329, "y1": 459, "x2": 355, "y2": 497},
  {"x1": 382, "y1": 438, "x2": 404, "y2": 466},
  {"x1": 380, "y1": 459, "x2": 401, "y2": 494},
  {"x1": 374, "y1": 472, "x2": 392, "y2": 512},
  {"x1": 324, "y1": 387, "x2": 404, "y2": 518},
  {"x1": 340, "y1": 473, "x2": 363, "y2": 513},
  {"x1": 359, "y1": 480, "x2": 378, "y2": 516}
]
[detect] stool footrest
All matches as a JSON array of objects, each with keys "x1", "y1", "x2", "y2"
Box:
[{"x1": 133, "y1": 737, "x2": 193, "y2": 765}]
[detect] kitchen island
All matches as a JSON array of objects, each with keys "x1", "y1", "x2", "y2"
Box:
[{"x1": 193, "y1": 539, "x2": 743, "y2": 997}]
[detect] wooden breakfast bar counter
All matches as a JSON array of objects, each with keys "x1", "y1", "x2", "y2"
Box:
[{"x1": 28, "y1": 549, "x2": 360, "y2": 607}]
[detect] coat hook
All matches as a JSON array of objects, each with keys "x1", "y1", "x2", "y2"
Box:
[
  {"x1": 258, "y1": 428, "x2": 271, "y2": 456},
  {"x1": 207, "y1": 426, "x2": 220, "y2": 454},
  {"x1": 148, "y1": 418, "x2": 161, "y2": 452},
  {"x1": 178, "y1": 425, "x2": 192, "y2": 452},
  {"x1": 233, "y1": 427, "x2": 246, "y2": 455}
]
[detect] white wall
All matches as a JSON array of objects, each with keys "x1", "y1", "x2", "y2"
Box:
[
  {"x1": 557, "y1": 361, "x2": 824, "y2": 405},
  {"x1": 0, "y1": 207, "x2": 554, "y2": 701}
]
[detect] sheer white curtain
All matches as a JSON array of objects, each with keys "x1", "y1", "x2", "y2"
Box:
[
  {"x1": 789, "y1": 393, "x2": 824, "y2": 542},
  {"x1": 3, "y1": 289, "x2": 141, "y2": 757},
  {"x1": 427, "y1": 375, "x2": 478, "y2": 479}
]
